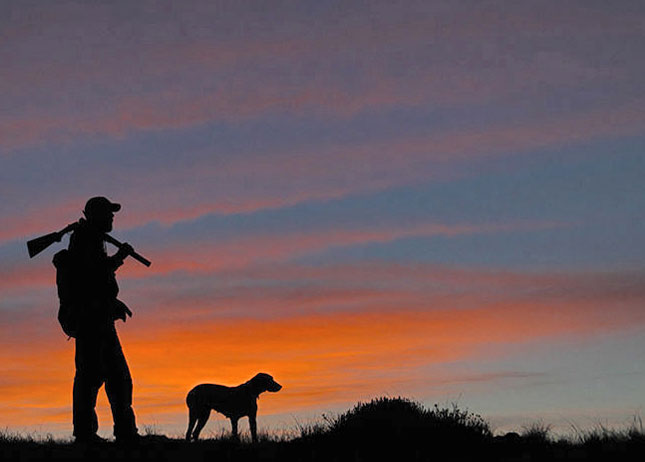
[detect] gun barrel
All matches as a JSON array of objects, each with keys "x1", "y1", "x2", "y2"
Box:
[{"x1": 104, "y1": 234, "x2": 152, "y2": 267}]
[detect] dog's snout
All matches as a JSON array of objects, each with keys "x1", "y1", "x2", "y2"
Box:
[{"x1": 269, "y1": 381, "x2": 282, "y2": 392}]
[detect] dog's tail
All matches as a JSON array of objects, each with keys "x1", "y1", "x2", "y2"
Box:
[
  {"x1": 186, "y1": 388, "x2": 196, "y2": 407},
  {"x1": 185, "y1": 388, "x2": 197, "y2": 441}
]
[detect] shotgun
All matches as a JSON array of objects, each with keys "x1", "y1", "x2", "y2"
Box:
[{"x1": 27, "y1": 221, "x2": 151, "y2": 267}]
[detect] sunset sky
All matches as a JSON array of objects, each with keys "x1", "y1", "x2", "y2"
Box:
[{"x1": 1, "y1": 1, "x2": 644, "y2": 439}]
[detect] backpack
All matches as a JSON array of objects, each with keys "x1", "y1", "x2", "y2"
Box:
[{"x1": 52, "y1": 249, "x2": 79, "y2": 338}]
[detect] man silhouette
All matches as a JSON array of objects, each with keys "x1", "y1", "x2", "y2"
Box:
[{"x1": 68, "y1": 196, "x2": 139, "y2": 443}]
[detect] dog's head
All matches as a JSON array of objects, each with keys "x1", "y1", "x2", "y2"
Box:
[{"x1": 249, "y1": 373, "x2": 282, "y2": 395}]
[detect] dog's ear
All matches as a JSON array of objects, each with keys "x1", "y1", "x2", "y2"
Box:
[
  {"x1": 248, "y1": 374, "x2": 265, "y2": 396},
  {"x1": 252, "y1": 373, "x2": 271, "y2": 386}
]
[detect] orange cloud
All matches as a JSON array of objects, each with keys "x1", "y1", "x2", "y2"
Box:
[{"x1": 2, "y1": 289, "x2": 642, "y2": 433}]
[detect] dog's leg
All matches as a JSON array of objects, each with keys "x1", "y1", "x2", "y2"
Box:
[
  {"x1": 249, "y1": 413, "x2": 257, "y2": 443},
  {"x1": 192, "y1": 408, "x2": 211, "y2": 441},
  {"x1": 185, "y1": 406, "x2": 198, "y2": 441},
  {"x1": 230, "y1": 417, "x2": 239, "y2": 441}
]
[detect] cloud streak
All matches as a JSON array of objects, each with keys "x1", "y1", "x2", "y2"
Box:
[
  {"x1": 0, "y1": 218, "x2": 563, "y2": 293},
  {"x1": 3, "y1": 96, "x2": 642, "y2": 246},
  {"x1": 2, "y1": 1, "x2": 644, "y2": 150}
]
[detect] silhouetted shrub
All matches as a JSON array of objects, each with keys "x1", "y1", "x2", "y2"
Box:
[
  {"x1": 294, "y1": 396, "x2": 492, "y2": 460},
  {"x1": 327, "y1": 397, "x2": 490, "y2": 441}
]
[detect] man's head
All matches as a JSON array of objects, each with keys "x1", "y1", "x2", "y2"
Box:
[{"x1": 83, "y1": 196, "x2": 121, "y2": 232}]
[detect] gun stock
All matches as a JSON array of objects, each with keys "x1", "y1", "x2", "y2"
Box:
[
  {"x1": 27, "y1": 232, "x2": 61, "y2": 258},
  {"x1": 27, "y1": 223, "x2": 79, "y2": 258}
]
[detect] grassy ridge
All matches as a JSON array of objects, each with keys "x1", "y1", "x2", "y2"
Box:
[{"x1": 2, "y1": 397, "x2": 644, "y2": 461}]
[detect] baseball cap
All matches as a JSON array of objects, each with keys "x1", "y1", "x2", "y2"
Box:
[{"x1": 84, "y1": 196, "x2": 121, "y2": 216}]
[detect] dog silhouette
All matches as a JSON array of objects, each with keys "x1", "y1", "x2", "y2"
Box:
[{"x1": 185, "y1": 373, "x2": 282, "y2": 442}]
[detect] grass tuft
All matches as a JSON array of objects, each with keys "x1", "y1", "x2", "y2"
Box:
[{"x1": 521, "y1": 420, "x2": 552, "y2": 442}]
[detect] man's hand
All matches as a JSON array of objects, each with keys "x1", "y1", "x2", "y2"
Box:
[
  {"x1": 113, "y1": 299, "x2": 133, "y2": 322},
  {"x1": 115, "y1": 242, "x2": 134, "y2": 261}
]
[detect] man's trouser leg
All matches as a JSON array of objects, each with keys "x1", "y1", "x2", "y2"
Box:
[
  {"x1": 104, "y1": 326, "x2": 138, "y2": 440},
  {"x1": 73, "y1": 334, "x2": 102, "y2": 439}
]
